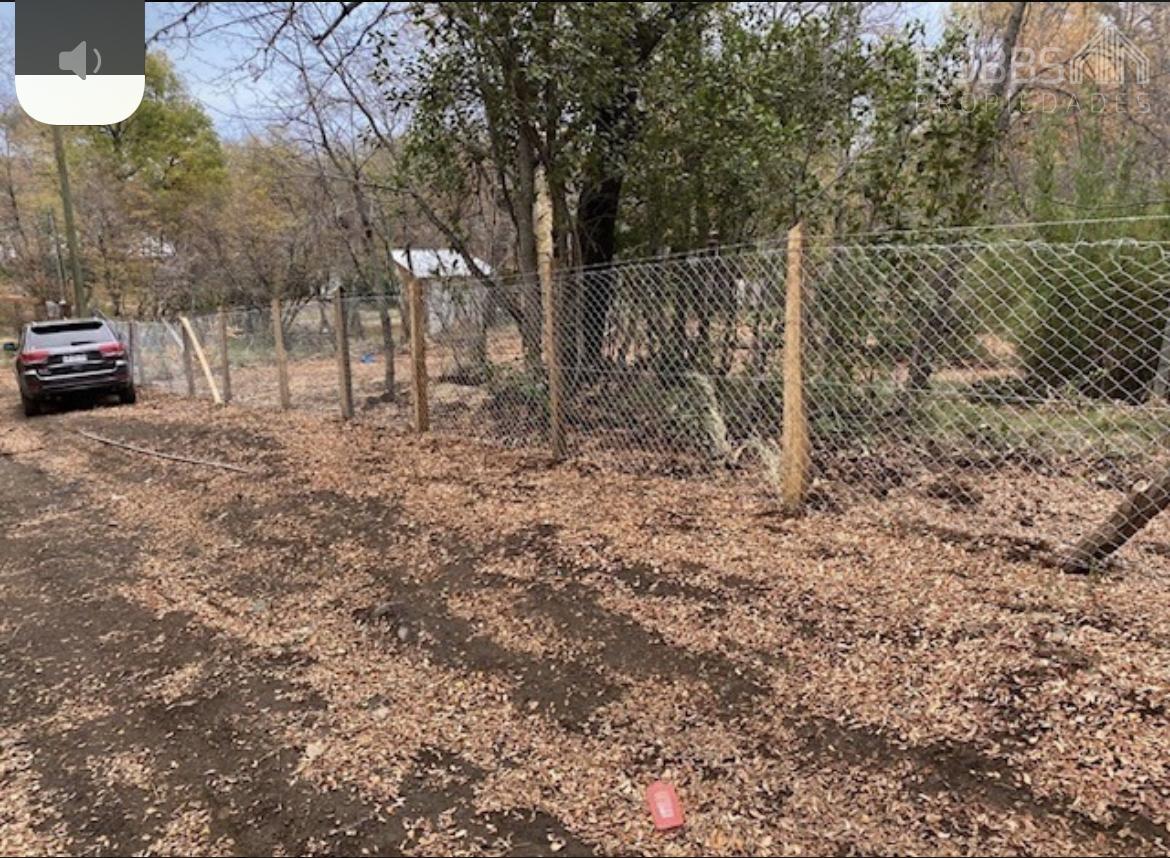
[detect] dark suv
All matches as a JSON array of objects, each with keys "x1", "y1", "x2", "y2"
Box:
[{"x1": 14, "y1": 319, "x2": 136, "y2": 417}]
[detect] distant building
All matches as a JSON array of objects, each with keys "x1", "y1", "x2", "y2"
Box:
[
  {"x1": 390, "y1": 248, "x2": 492, "y2": 281},
  {"x1": 389, "y1": 248, "x2": 492, "y2": 340}
]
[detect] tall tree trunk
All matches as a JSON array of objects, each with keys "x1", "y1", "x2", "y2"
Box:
[
  {"x1": 906, "y1": 258, "x2": 962, "y2": 392},
  {"x1": 378, "y1": 274, "x2": 397, "y2": 398},
  {"x1": 576, "y1": 173, "x2": 622, "y2": 371},
  {"x1": 573, "y1": 78, "x2": 651, "y2": 370},
  {"x1": 316, "y1": 297, "x2": 334, "y2": 348},
  {"x1": 350, "y1": 301, "x2": 366, "y2": 339},
  {"x1": 515, "y1": 132, "x2": 543, "y2": 369}
]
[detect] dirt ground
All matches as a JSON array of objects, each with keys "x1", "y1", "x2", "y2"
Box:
[{"x1": 1, "y1": 376, "x2": 1168, "y2": 856}]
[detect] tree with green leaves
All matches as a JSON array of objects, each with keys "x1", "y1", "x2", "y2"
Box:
[
  {"x1": 72, "y1": 52, "x2": 226, "y2": 314},
  {"x1": 393, "y1": 2, "x2": 713, "y2": 369}
]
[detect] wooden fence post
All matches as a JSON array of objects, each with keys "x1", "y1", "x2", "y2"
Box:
[
  {"x1": 781, "y1": 222, "x2": 810, "y2": 511},
  {"x1": 377, "y1": 277, "x2": 396, "y2": 400},
  {"x1": 408, "y1": 275, "x2": 429, "y2": 432},
  {"x1": 181, "y1": 320, "x2": 196, "y2": 397},
  {"x1": 272, "y1": 297, "x2": 291, "y2": 410},
  {"x1": 334, "y1": 287, "x2": 354, "y2": 420},
  {"x1": 127, "y1": 320, "x2": 140, "y2": 386},
  {"x1": 536, "y1": 168, "x2": 565, "y2": 459},
  {"x1": 218, "y1": 307, "x2": 232, "y2": 404}
]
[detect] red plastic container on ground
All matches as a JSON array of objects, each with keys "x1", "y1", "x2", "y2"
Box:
[{"x1": 646, "y1": 781, "x2": 685, "y2": 831}]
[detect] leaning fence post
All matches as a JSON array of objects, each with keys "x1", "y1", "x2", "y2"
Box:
[
  {"x1": 180, "y1": 320, "x2": 196, "y2": 397},
  {"x1": 218, "y1": 307, "x2": 232, "y2": 404},
  {"x1": 271, "y1": 297, "x2": 291, "y2": 410},
  {"x1": 781, "y1": 222, "x2": 810, "y2": 511},
  {"x1": 408, "y1": 274, "x2": 429, "y2": 432},
  {"x1": 334, "y1": 287, "x2": 354, "y2": 420},
  {"x1": 536, "y1": 168, "x2": 565, "y2": 459}
]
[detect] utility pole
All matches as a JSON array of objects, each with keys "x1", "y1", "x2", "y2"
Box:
[{"x1": 51, "y1": 126, "x2": 85, "y2": 315}]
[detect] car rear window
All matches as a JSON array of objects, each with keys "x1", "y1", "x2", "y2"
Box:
[{"x1": 27, "y1": 321, "x2": 113, "y2": 348}]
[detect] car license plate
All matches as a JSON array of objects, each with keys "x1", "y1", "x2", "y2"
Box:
[{"x1": 62, "y1": 353, "x2": 87, "y2": 364}]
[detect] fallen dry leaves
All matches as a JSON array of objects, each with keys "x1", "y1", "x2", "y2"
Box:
[{"x1": 1, "y1": 378, "x2": 1168, "y2": 855}]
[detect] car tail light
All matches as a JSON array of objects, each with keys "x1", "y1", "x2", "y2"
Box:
[
  {"x1": 99, "y1": 342, "x2": 125, "y2": 358},
  {"x1": 20, "y1": 349, "x2": 50, "y2": 366}
]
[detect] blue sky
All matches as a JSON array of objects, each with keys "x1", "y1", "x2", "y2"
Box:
[{"x1": 0, "y1": 1, "x2": 949, "y2": 137}]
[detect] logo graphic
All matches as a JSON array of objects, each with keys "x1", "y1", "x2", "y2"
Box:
[
  {"x1": 1069, "y1": 25, "x2": 1150, "y2": 86},
  {"x1": 915, "y1": 21, "x2": 1152, "y2": 117}
]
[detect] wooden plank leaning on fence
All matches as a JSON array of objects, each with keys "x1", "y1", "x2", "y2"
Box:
[
  {"x1": 781, "y1": 222, "x2": 810, "y2": 512},
  {"x1": 217, "y1": 307, "x2": 232, "y2": 404},
  {"x1": 271, "y1": 297, "x2": 291, "y2": 410},
  {"x1": 179, "y1": 316, "x2": 222, "y2": 405},
  {"x1": 407, "y1": 273, "x2": 429, "y2": 432},
  {"x1": 536, "y1": 168, "x2": 565, "y2": 460},
  {"x1": 334, "y1": 287, "x2": 354, "y2": 420}
]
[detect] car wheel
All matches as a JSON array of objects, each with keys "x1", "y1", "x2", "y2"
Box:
[
  {"x1": 119, "y1": 385, "x2": 137, "y2": 405},
  {"x1": 21, "y1": 393, "x2": 40, "y2": 418}
]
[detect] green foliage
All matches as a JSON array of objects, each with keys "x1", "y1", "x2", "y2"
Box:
[
  {"x1": 394, "y1": 4, "x2": 992, "y2": 255},
  {"x1": 84, "y1": 53, "x2": 226, "y2": 222},
  {"x1": 1011, "y1": 114, "x2": 1170, "y2": 400},
  {"x1": 1013, "y1": 243, "x2": 1167, "y2": 401},
  {"x1": 851, "y1": 27, "x2": 1003, "y2": 233},
  {"x1": 624, "y1": 5, "x2": 875, "y2": 250},
  {"x1": 37, "y1": 51, "x2": 231, "y2": 313}
]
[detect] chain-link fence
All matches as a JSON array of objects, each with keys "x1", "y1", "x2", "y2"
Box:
[
  {"x1": 117, "y1": 230, "x2": 1170, "y2": 567},
  {"x1": 801, "y1": 238, "x2": 1170, "y2": 492}
]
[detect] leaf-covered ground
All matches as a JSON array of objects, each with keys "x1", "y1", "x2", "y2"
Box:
[{"x1": 1, "y1": 381, "x2": 1168, "y2": 856}]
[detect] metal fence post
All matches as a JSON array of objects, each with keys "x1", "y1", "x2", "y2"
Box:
[
  {"x1": 334, "y1": 287, "x2": 354, "y2": 420},
  {"x1": 271, "y1": 297, "x2": 291, "y2": 410},
  {"x1": 781, "y1": 222, "x2": 809, "y2": 511}
]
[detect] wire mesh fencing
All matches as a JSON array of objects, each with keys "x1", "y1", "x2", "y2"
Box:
[
  {"x1": 117, "y1": 231, "x2": 1170, "y2": 566},
  {"x1": 541, "y1": 238, "x2": 1170, "y2": 487},
  {"x1": 344, "y1": 293, "x2": 401, "y2": 410},
  {"x1": 555, "y1": 248, "x2": 791, "y2": 473},
  {"x1": 112, "y1": 317, "x2": 191, "y2": 396},
  {"x1": 423, "y1": 233, "x2": 1170, "y2": 568},
  {"x1": 425, "y1": 278, "x2": 546, "y2": 445},
  {"x1": 217, "y1": 305, "x2": 280, "y2": 408},
  {"x1": 800, "y1": 239, "x2": 1170, "y2": 495}
]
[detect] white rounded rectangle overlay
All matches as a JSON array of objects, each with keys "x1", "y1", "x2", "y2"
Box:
[{"x1": 16, "y1": 74, "x2": 145, "y2": 125}]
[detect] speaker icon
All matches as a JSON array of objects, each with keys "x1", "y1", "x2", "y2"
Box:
[{"x1": 58, "y1": 41, "x2": 101, "y2": 80}]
